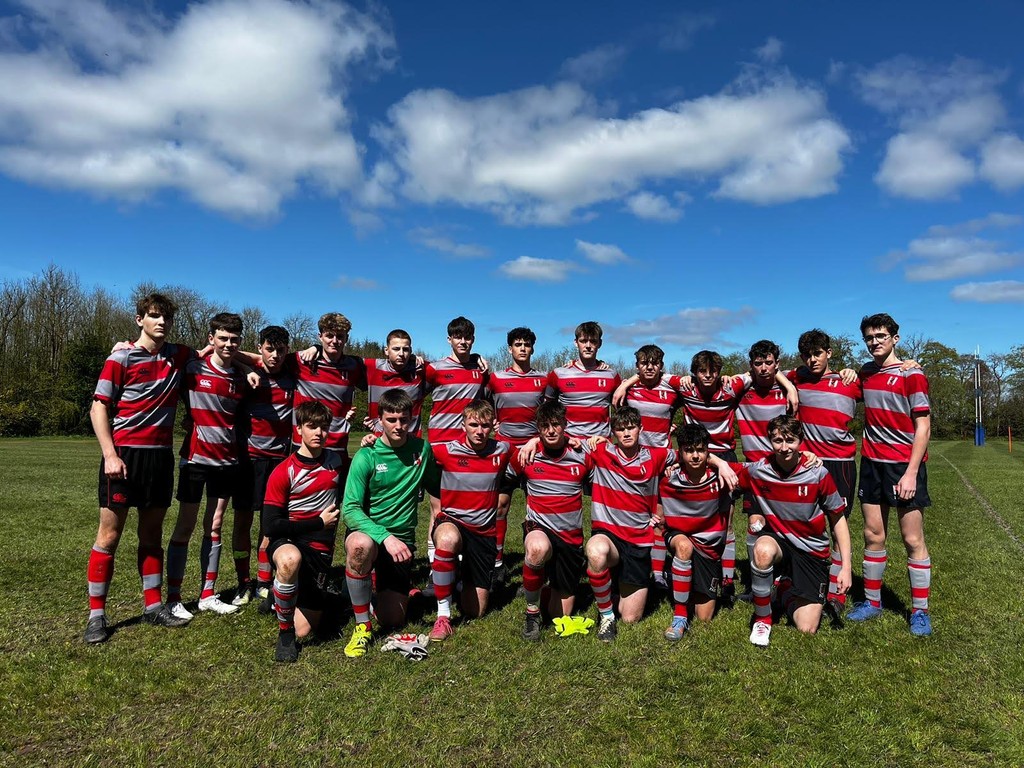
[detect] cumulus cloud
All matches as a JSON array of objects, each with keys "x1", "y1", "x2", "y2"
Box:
[
  {"x1": 375, "y1": 73, "x2": 850, "y2": 224},
  {"x1": 884, "y1": 214, "x2": 1023, "y2": 281},
  {"x1": 601, "y1": 307, "x2": 756, "y2": 347},
  {"x1": 408, "y1": 227, "x2": 490, "y2": 258},
  {"x1": 575, "y1": 240, "x2": 631, "y2": 265},
  {"x1": 560, "y1": 44, "x2": 627, "y2": 84},
  {"x1": 498, "y1": 256, "x2": 578, "y2": 282},
  {"x1": 755, "y1": 37, "x2": 783, "y2": 64},
  {"x1": 951, "y1": 280, "x2": 1024, "y2": 303},
  {"x1": 980, "y1": 133, "x2": 1024, "y2": 191},
  {"x1": 0, "y1": 0, "x2": 394, "y2": 216},
  {"x1": 856, "y1": 57, "x2": 1009, "y2": 198},
  {"x1": 624, "y1": 191, "x2": 684, "y2": 221},
  {"x1": 333, "y1": 275, "x2": 378, "y2": 290}
]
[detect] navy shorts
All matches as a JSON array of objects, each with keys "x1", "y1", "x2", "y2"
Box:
[
  {"x1": 98, "y1": 447, "x2": 174, "y2": 509},
  {"x1": 593, "y1": 529, "x2": 651, "y2": 589},
  {"x1": 433, "y1": 514, "x2": 497, "y2": 589},
  {"x1": 858, "y1": 458, "x2": 931, "y2": 510},
  {"x1": 523, "y1": 520, "x2": 585, "y2": 597},
  {"x1": 822, "y1": 459, "x2": 857, "y2": 517}
]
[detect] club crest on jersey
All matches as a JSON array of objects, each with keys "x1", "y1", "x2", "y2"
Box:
[
  {"x1": 828, "y1": 378, "x2": 840, "y2": 389},
  {"x1": 570, "y1": 466, "x2": 580, "y2": 477},
  {"x1": 774, "y1": 391, "x2": 784, "y2": 401},
  {"x1": 473, "y1": 371, "x2": 480, "y2": 380},
  {"x1": 887, "y1": 375, "x2": 900, "y2": 386},
  {"x1": 658, "y1": 390, "x2": 669, "y2": 400},
  {"x1": 599, "y1": 379, "x2": 607, "y2": 388},
  {"x1": 797, "y1": 485, "x2": 809, "y2": 497},
  {"x1": 534, "y1": 379, "x2": 542, "y2": 388},
  {"x1": 565, "y1": 381, "x2": 576, "y2": 388}
]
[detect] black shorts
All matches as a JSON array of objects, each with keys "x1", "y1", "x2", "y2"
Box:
[
  {"x1": 233, "y1": 456, "x2": 286, "y2": 512},
  {"x1": 433, "y1": 514, "x2": 497, "y2": 589},
  {"x1": 822, "y1": 459, "x2": 856, "y2": 517},
  {"x1": 499, "y1": 471, "x2": 527, "y2": 497},
  {"x1": 266, "y1": 539, "x2": 333, "y2": 611},
  {"x1": 176, "y1": 463, "x2": 239, "y2": 504},
  {"x1": 760, "y1": 532, "x2": 829, "y2": 605},
  {"x1": 98, "y1": 447, "x2": 174, "y2": 509},
  {"x1": 858, "y1": 458, "x2": 931, "y2": 509},
  {"x1": 523, "y1": 520, "x2": 585, "y2": 597},
  {"x1": 372, "y1": 540, "x2": 415, "y2": 595},
  {"x1": 664, "y1": 531, "x2": 721, "y2": 598},
  {"x1": 593, "y1": 529, "x2": 651, "y2": 589}
]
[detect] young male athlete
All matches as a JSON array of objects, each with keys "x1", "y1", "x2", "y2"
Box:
[
  {"x1": 487, "y1": 327, "x2": 548, "y2": 587},
  {"x1": 165, "y1": 313, "x2": 249, "y2": 619},
  {"x1": 655, "y1": 424, "x2": 733, "y2": 641},
  {"x1": 545, "y1": 321, "x2": 621, "y2": 439},
  {"x1": 740, "y1": 415, "x2": 851, "y2": 647},
  {"x1": 505, "y1": 401, "x2": 592, "y2": 641},
  {"x1": 232, "y1": 325, "x2": 296, "y2": 607},
  {"x1": 85, "y1": 292, "x2": 192, "y2": 643},
  {"x1": 365, "y1": 329, "x2": 427, "y2": 437},
  {"x1": 427, "y1": 400, "x2": 513, "y2": 642},
  {"x1": 342, "y1": 390, "x2": 437, "y2": 658},
  {"x1": 847, "y1": 313, "x2": 933, "y2": 636},
  {"x1": 262, "y1": 401, "x2": 345, "y2": 662},
  {"x1": 584, "y1": 406, "x2": 675, "y2": 642}
]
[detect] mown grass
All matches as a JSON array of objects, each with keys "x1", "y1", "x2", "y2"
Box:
[{"x1": 0, "y1": 438, "x2": 1022, "y2": 767}]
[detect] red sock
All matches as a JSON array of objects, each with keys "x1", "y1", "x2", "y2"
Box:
[
  {"x1": 137, "y1": 546, "x2": 163, "y2": 612},
  {"x1": 587, "y1": 568, "x2": 613, "y2": 615},
  {"x1": 87, "y1": 546, "x2": 115, "y2": 619}
]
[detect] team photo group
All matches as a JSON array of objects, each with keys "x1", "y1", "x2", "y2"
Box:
[{"x1": 86, "y1": 291, "x2": 933, "y2": 663}]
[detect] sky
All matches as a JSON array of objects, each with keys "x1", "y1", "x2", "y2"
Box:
[{"x1": 1, "y1": 0, "x2": 1022, "y2": 365}]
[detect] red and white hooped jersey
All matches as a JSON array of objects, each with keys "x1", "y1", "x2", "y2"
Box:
[
  {"x1": 182, "y1": 356, "x2": 247, "y2": 466},
  {"x1": 658, "y1": 467, "x2": 733, "y2": 561},
  {"x1": 588, "y1": 442, "x2": 674, "y2": 547},
  {"x1": 366, "y1": 358, "x2": 427, "y2": 437},
  {"x1": 507, "y1": 445, "x2": 592, "y2": 546},
  {"x1": 670, "y1": 374, "x2": 747, "y2": 454},
  {"x1": 786, "y1": 368, "x2": 860, "y2": 461},
  {"x1": 294, "y1": 353, "x2": 367, "y2": 453},
  {"x1": 860, "y1": 363, "x2": 930, "y2": 464},
  {"x1": 487, "y1": 367, "x2": 548, "y2": 446},
  {"x1": 545, "y1": 363, "x2": 620, "y2": 439},
  {"x1": 425, "y1": 357, "x2": 487, "y2": 445},
  {"x1": 433, "y1": 438, "x2": 513, "y2": 535},
  {"x1": 624, "y1": 380, "x2": 680, "y2": 448}
]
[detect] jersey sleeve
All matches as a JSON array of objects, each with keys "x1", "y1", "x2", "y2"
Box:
[
  {"x1": 905, "y1": 369, "x2": 930, "y2": 414},
  {"x1": 818, "y1": 469, "x2": 846, "y2": 516},
  {"x1": 93, "y1": 350, "x2": 128, "y2": 404},
  {"x1": 730, "y1": 462, "x2": 751, "y2": 491},
  {"x1": 543, "y1": 370, "x2": 560, "y2": 400}
]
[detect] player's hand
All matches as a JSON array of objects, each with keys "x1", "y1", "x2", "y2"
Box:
[
  {"x1": 786, "y1": 390, "x2": 800, "y2": 417},
  {"x1": 246, "y1": 370, "x2": 262, "y2": 389},
  {"x1": 901, "y1": 359, "x2": 922, "y2": 371},
  {"x1": 103, "y1": 453, "x2": 128, "y2": 480},
  {"x1": 298, "y1": 345, "x2": 318, "y2": 363},
  {"x1": 837, "y1": 566, "x2": 852, "y2": 595},
  {"x1": 800, "y1": 450, "x2": 822, "y2": 468},
  {"x1": 320, "y1": 503, "x2": 340, "y2": 528},
  {"x1": 612, "y1": 384, "x2": 629, "y2": 407},
  {"x1": 111, "y1": 340, "x2": 134, "y2": 353},
  {"x1": 567, "y1": 437, "x2": 583, "y2": 450},
  {"x1": 360, "y1": 433, "x2": 378, "y2": 448},
  {"x1": 472, "y1": 354, "x2": 490, "y2": 373},
  {"x1": 663, "y1": 461, "x2": 679, "y2": 478},
  {"x1": 717, "y1": 462, "x2": 739, "y2": 492},
  {"x1": 345, "y1": 407, "x2": 357, "y2": 422},
  {"x1": 896, "y1": 470, "x2": 917, "y2": 500},
  {"x1": 585, "y1": 436, "x2": 605, "y2": 451},
  {"x1": 838, "y1": 368, "x2": 858, "y2": 385},
  {"x1": 596, "y1": 361, "x2": 611, "y2": 371},
  {"x1": 518, "y1": 438, "x2": 540, "y2": 465},
  {"x1": 383, "y1": 535, "x2": 412, "y2": 563},
  {"x1": 415, "y1": 354, "x2": 426, "y2": 369},
  {"x1": 197, "y1": 343, "x2": 214, "y2": 358},
  {"x1": 678, "y1": 374, "x2": 695, "y2": 390},
  {"x1": 718, "y1": 374, "x2": 734, "y2": 389}
]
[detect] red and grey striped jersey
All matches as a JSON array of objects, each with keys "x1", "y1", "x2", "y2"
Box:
[
  {"x1": 181, "y1": 356, "x2": 247, "y2": 466},
  {"x1": 507, "y1": 445, "x2": 592, "y2": 546},
  {"x1": 786, "y1": 368, "x2": 860, "y2": 461},
  {"x1": 544, "y1": 363, "x2": 620, "y2": 438},
  {"x1": 425, "y1": 357, "x2": 487, "y2": 445},
  {"x1": 243, "y1": 362, "x2": 297, "y2": 459},
  {"x1": 623, "y1": 381, "x2": 680, "y2": 448},
  {"x1": 366, "y1": 358, "x2": 427, "y2": 437},
  {"x1": 860, "y1": 363, "x2": 930, "y2": 463},
  {"x1": 736, "y1": 378, "x2": 788, "y2": 461},
  {"x1": 658, "y1": 467, "x2": 733, "y2": 561},
  {"x1": 433, "y1": 439, "x2": 512, "y2": 535},
  {"x1": 294, "y1": 353, "x2": 367, "y2": 453},
  {"x1": 487, "y1": 367, "x2": 548, "y2": 446},
  {"x1": 588, "y1": 443, "x2": 675, "y2": 547},
  {"x1": 670, "y1": 375, "x2": 747, "y2": 454},
  {"x1": 264, "y1": 451, "x2": 345, "y2": 555},
  {"x1": 94, "y1": 343, "x2": 193, "y2": 449},
  {"x1": 734, "y1": 457, "x2": 846, "y2": 559}
]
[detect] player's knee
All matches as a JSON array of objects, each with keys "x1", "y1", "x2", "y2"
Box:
[
  {"x1": 433, "y1": 525, "x2": 460, "y2": 552},
  {"x1": 751, "y1": 539, "x2": 776, "y2": 569},
  {"x1": 671, "y1": 536, "x2": 693, "y2": 560},
  {"x1": 274, "y1": 549, "x2": 301, "y2": 577},
  {"x1": 585, "y1": 536, "x2": 610, "y2": 563}
]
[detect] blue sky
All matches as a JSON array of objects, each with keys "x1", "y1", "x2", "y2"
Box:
[{"x1": 1, "y1": 0, "x2": 1022, "y2": 364}]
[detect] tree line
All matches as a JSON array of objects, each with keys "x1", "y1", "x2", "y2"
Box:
[{"x1": 2, "y1": 265, "x2": 1022, "y2": 440}]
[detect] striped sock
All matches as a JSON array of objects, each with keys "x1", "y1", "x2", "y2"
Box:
[
  {"x1": 346, "y1": 569, "x2": 373, "y2": 626},
  {"x1": 862, "y1": 548, "x2": 887, "y2": 608},
  {"x1": 199, "y1": 534, "x2": 222, "y2": 600},
  {"x1": 137, "y1": 545, "x2": 163, "y2": 613},
  {"x1": 256, "y1": 546, "x2": 272, "y2": 590},
  {"x1": 721, "y1": 530, "x2": 736, "y2": 584},
  {"x1": 671, "y1": 557, "x2": 692, "y2": 619},
  {"x1": 272, "y1": 578, "x2": 298, "y2": 631},
  {"x1": 908, "y1": 557, "x2": 931, "y2": 612},
  {"x1": 87, "y1": 546, "x2": 115, "y2": 620},
  {"x1": 166, "y1": 539, "x2": 189, "y2": 604},
  {"x1": 828, "y1": 548, "x2": 845, "y2": 605},
  {"x1": 587, "y1": 568, "x2": 614, "y2": 617},
  {"x1": 522, "y1": 559, "x2": 545, "y2": 611},
  {"x1": 432, "y1": 548, "x2": 457, "y2": 618},
  {"x1": 651, "y1": 539, "x2": 668, "y2": 581},
  {"x1": 751, "y1": 565, "x2": 773, "y2": 625}
]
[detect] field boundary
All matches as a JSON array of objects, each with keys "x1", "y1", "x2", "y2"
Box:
[{"x1": 937, "y1": 450, "x2": 1024, "y2": 552}]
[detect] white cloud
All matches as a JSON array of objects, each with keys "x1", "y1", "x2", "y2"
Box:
[
  {"x1": 755, "y1": 37, "x2": 783, "y2": 64},
  {"x1": 856, "y1": 57, "x2": 1009, "y2": 199},
  {"x1": 498, "y1": 256, "x2": 578, "y2": 282},
  {"x1": 575, "y1": 240, "x2": 630, "y2": 265},
  {"x1": 0, "y1": 0, "x2": 394, "y2": 217},
  {"x1": 560, "y1": 44, "x2": 627, "y2": 84},
  {"x1": 333, "y1": 275, "x2": 378, "y2": 290},
  {"x1": 375, "y1": 73, "x2": 850, "y2": 224},
  {"x1": 409, "y1": 227, "x2": 490, "y2": 258},
  {"x1": 657, "y1": 12, "x2": 715, "y2": 51},
  {"x1": 602, "y1": 307, "x2": 756, "y2": 347},
  {"x1": 951, "y1": 280, "x2": 1024, "y2": 303},
  {"x1": 624, "y1": 191, "x2": 683, "y2": 221},
  {"x1": 885, "y1": 214, "x2": 1023, "y2": 281},
  {"x1": 980, "y1": 133, "x2": 1024, "y2": 191}
]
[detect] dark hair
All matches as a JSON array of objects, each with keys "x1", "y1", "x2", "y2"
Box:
[
  {"x1": 748, "y1": 339, "x2": 780, "y2": 362},
  {"x1": 259, "y1": 325, "x2": 290, "y2": 347},
  {"x1": 447, "y1": 316, "x2": 475, "y2": 338},
  {"x1": 386, "y1": 329, "x2": 412, "y2": 345},
  {"x1": 767, "y1": 414, "x2": 803, "y2": 441},
  {"x1": 535, "y1": 401, "x2": 567, "y2": 428},
  {"x1": 136, "y1": 292, "x2": 177, "y2": 322},
  {"x1": 635, "y1": 344, "x2": 664, "y2": 366},
  {"x1": 611, "y1": 405, "x2": 642, "y2": 431},
  {"x1": 507, "y1": 327, "x2": 536, "y2": 346},
  {"x1": 860, "y1": 313, "x2": 899, "y2": 337},
  {"x1": 798, "y1": 329, "x2": 831, "y2": 356},
  {"x1": 379, "y1": 389, "x2": 413, "y2": 416},
  {"x1": 690, "y1": 350, "x2": 723, "y2": 375},
  {"x1": 209, "y1": 312, "x2": 243, "y2": 335},
  {"x1": 574, "y1": 321, "x2": 602, "y2": 341},
  {"x1": 295, "y1": 400, "x2": 331, "y2": 429},
  {"x1": 674, "y1": 423, "x2": 710, "y2": 451}
]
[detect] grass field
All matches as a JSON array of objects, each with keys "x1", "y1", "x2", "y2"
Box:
[{"x1": 1, "y1": 438, "x2": 1022, "y2": 767}]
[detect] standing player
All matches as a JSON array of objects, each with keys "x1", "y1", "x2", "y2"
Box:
[
  {"x1": 487, "y1": 327, "x2": 548, "y2": 587},
  {"x1": 584, "y1": 406, "x2": 675, "y2": 642},
  {"x1": 85, "y1": 292, "x2": 192, "y2": 643},
  {"x1": 506, "y1": 401, "x2": 592, "y2": 641},
  {"x1": 166, "y1": 313, "x2": 249, "y2": 618},
  {"x1": 741, "y1": 416, "x2": 851, "y2": 647},
  {"x1": 427, "y1": 400, "x2": 513, "y2": 642},
  {"x1": 656, "y1": 424, "x2": 733, "y2": 640},
  {"x1": 847, "y1": 313, "x2": 933, "y2": 636},
  {"x1": 544, "y1": 321, "x2": 621, "y2": 440},
  {"x1": 232, "y1": 325, "x2": 296, "y2": 607},
  {"x1": 342, "y1": 390, "x2": 438, "y2": 658},
  {"x1": 262, "y1": 401, "x2": 345, "y2": 662},
  {"x1": 364, "y1": 329, "x2": 427, "y2": 438}
]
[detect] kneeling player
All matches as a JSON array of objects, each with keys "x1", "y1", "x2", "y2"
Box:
[
  {"x1": 739, "y1": 416, "x2": 851, "y2": 647},
  {"x1": 342, "y1": 390, "x2": 437, "y2": 658},
  {"x1": 656, "y1": 424, "x2": 733, "y2": 640},
  {"x1": 262, "y1": 401, "x2": 345, "y2": 662}
]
